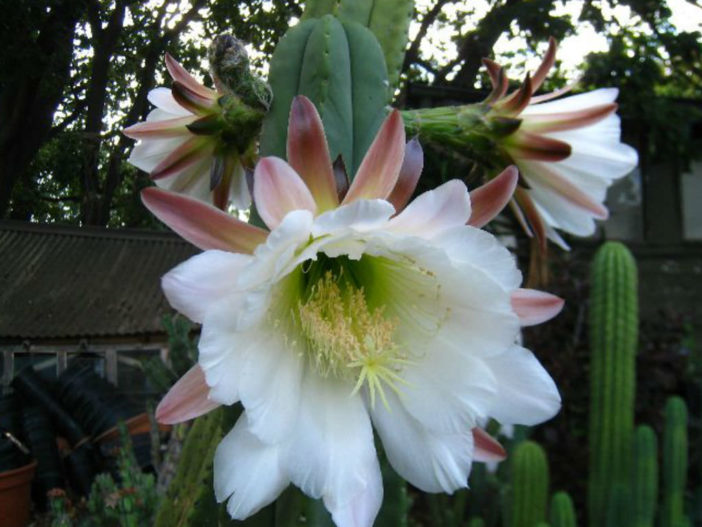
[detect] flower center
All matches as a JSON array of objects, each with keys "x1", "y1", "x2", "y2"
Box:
[{"x1": 294, "y1": 256, "x2": 410, "y2": 408}]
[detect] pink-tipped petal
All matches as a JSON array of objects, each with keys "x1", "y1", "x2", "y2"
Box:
[
  {"x1": 483, "y1": 59, "x2": 509, "y2": 103},
  {"x1": 342, "y1": 110, "x2": 406, "y2": 204},
  {"x1": 497, "y1": 75, "x2": 533, "y2": 116},
  {"x1": 165, "y1": 53, "x2": 218, "y2": 100},
  {"x1": 123, "y1": 115, "x2": 197, "y2": 139},
  {"x1": 511, "y1": 288, "x2": 565, "y2": 326},
  {"x1": 287, "y1": 96, "x2": 339, "y2": 211},
  {"x1": 530, "y1": 37, "x2": 557, "y2": 93},
  {"x1": 386, "y1": 137, "x2": 424, "y2": 213},
  {"x1": 156, "y1": 365, "x2": 221, "y2": 424},
  {"x1": 253, "y1": 157, "x2": 318, "y2": 230},
  {"x1": 505, "y1": 131, "x2": 572, "y2": 162},
  {"x1": 171, "y1": 81, "x2": 217, "y2": 114},
  {"x1": 472, "y1": 428, "x2": 506, "y2": 462},
  {"x1": 151, "y1": 137, "x2": 213, "y2": 180},
  {"x1": 521, "y1": 103, "x2": 617, "y2": 133},
  {"x1": 468, "y1": 166, "x2": 519, "y2": 227},
  {"x1": 529, "y1": 80, "x2": 578, "y2": 104},
  {"x1": 141, "y1": 187, "x2": 267, "y2": 253},
  {"x1": 527, "y1": 163, "x2": 609, "y2": 219},
  {"x1": 515, "y1": 188, "x2": 547, "y2": 252}
]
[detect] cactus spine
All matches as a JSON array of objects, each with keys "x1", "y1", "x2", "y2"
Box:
[
  {"x1": 632, "y1": 425, "x2": 658, "y2": 527},
  {"x1": 661, "y1": 396, "x2": 688, "y2": 527},
  {"x1": 550, "y1": 491, "x2": 577, "y2": 527},
  {"x1": 588, "y1": 241, "x2": 638, "y2": 527},
  {"x1": 506, "y1": 440, "x2": 549, "y2": 527}
]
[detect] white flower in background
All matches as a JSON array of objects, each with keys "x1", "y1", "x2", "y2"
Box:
[
  {"x1": 485, "y1": 38, "x2": 639, "y2": 248},
  {"x1": 124, "y1": 54, "x2": 256, "y2": 210},
  {"x1": 147, "y1": 96, "x2": 563, "y2": 526}
]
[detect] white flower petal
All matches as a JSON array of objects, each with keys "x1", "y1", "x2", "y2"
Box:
[
  {"x1": 363, "y1": 236, "x2": 520, "y2": 358},
  {"x1": 401, "y1": 348, "x2": 497, "y2": 433},
  {"x1": 161, "y1": 250, "x2": 251, "y2": 323},
  {"x1": 312, "y1": 199, "x2": 395, "y2": 237},
  {"x1": 521, "y1": 87, "x2": 619, "y2": 116},
  {"x1": 148, "y1": 87, "x2": 192, "y2": 116},
  {"x1": 483, "y1": 346, "x2": 561, "y2": 426},
  {"x1": 325, "y1": 461, "x2": 382, "y2": 527},
  {"x1": 214, "y1": 414, "x2": 289, "y2": 519},
  {"x1": 371, "y1": 389, "x2": 474, "y2": 493},
  {"x1": 388, "y1": 180, "x2": 472, "y2": 238},
  {"x1": 128, "y1": 137, "x2": 187, "y2": 173},
  {"x1": 240, "y1": 210, "x2": 314, "y2": 287},
  {"x1": 198, "y1": 291, "x2": 272, "y2": 405},
  {"x1": 283, "y1": 372, "x2": 381, "y2": 519},
  {"x1": 238, "y1": 334, "x2": 304, "y2": 444},
  {"x1": 433, "y1": 225, "x2": 522, "y2": 291}
]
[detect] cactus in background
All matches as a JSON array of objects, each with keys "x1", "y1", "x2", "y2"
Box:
[
  {"x1": 336, "y1": 0, "x2": 413, "y2": 92},
  {"x1": 260, "y1": 14, "x2": 389, "y2": 178},
  {"x1": 588, "y1": 241, "x2": 638, "y2": 527},
  {"x1": 661, "y1": 396, "x2": 689, "y2": 527},
  {"x1": 505, "y1": 440, "x2": 549, "y2": 527},
  {"x1": 632, "y1": 425, "x2": 658, "y2": 527},
  {"x1": 300, "y1": 0, "x2": 413, "y2": 94},
  {"x1": 550, "y1": 491, "x2": 577, "y2": 527},
  {"x1": 154, "y1": 408, "x2": 225, "y2": 527}
]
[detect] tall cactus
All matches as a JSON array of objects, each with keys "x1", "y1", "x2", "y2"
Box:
[
  {"x1": 260, "y1": 15, "x2": 389, "y2": 178},
  {"x1": 632, "y1": 425, "x2": 658, "y2": 527},
  {"x1": 588, "y1": 241, "x2": 638, "y2": 527},
  {"x1": 505, "y1": 440, "x2": 550, "y2": 527},
  {"x1": 661, "y1": 396, "x2": 688, "y2": 527},
  {"x1": 550, "y1": 491, "x2": 577, "y2": 527}
]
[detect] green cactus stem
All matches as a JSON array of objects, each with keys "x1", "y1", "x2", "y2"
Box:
[
  {"x1": 550, "y1": 491, "x2": 577, "y2": 527},
  {"x1": 661, "y1": 396, "x2": 688, "y2": 527},
  {"x1": 154, "y1": 408, "x2": 225, "y2": 527},
  {"x1": 506, "y1": 440, "x2": 550, "y2": 527},
  {"x1": 632, "y1": 425, "x2": 658, "y2": 527},
  {"x1": 588, "y1": 241, "x2": 638, "y2": 527}
]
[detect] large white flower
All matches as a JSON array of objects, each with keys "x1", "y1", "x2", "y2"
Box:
[
  {"x1": 124, "y1": 54, "x2": 254, "y2": 210},
  {"x1": 148, "y1": 96, "x2": 562, "y2": 526},
  {"x1": 486, "y1": 39, "x2": 639, "y2": 248}
]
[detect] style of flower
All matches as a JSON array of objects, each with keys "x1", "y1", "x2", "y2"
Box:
[
  {"x1": 124, "y1": 54, "x2": 260, "y2": 210},
  {"x1": 484, "y1": 39, "x2": 639, "y2": 248},
  {"x1": 147, "y1": 96, "x2": 563, "y2": 526}
]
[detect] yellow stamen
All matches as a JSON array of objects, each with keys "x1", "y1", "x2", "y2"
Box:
[{"x1": 297, "y1": 270, "x2": 408, "y2": 407}]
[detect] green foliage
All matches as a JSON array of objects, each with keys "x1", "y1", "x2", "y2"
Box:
[
  {"x1": 588, "y1": 241, "x2": 638, "y2": 527},
  {"x1": 549, "y1": 491, "x2": 576, "y2": 527},
  {"x1": 82, "y1": 423, "x2": 158, "y2": 527},
  {"x1": 260, "y1": 15, "x2": 389, "y2": 178},
  {"x1": 154, "y1": 407, "x2": 225, "y2": 527},
  {"x1": 468, "y1": 518, "x2": 486, "y2": 527},
  {"x1": 505, "y1": 440, "x2": 549, "y2": 527},
  {"x1": 661, "y1": 396, "x2": 689, "y2": 527},
  {"x1": 632, "y1": 425, "x2": 658, "y2": 527}
]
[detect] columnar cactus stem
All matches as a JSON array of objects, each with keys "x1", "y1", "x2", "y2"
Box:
[
  {"x1": 661, "y1": 396, "x2": 688, "y2": 527},
  {"x1": 588, "y1": 241, "x2": 638, "y2": 527},
  {"x1": 632, "y1": 425, "x2": 658, "y2": 527},
  {"x1": 507, "y1": 440, "x2": 549, "y2": 527},
  {"x1": 550, "y1": 491, "x2": 577, "y2": 527}
]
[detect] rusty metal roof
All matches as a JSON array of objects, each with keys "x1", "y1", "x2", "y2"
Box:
[{"x1": 0, "y1": 221, "x2": 199, "y2": 341}]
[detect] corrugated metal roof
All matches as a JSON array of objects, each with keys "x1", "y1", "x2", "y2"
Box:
[{"x1": 0, "y1": 221, "x2": 199, "y2": 340}]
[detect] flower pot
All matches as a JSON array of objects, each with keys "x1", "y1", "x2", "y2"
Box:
[{"x1": 0, "y1": 460, "x2": 37, "y2": 527}]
